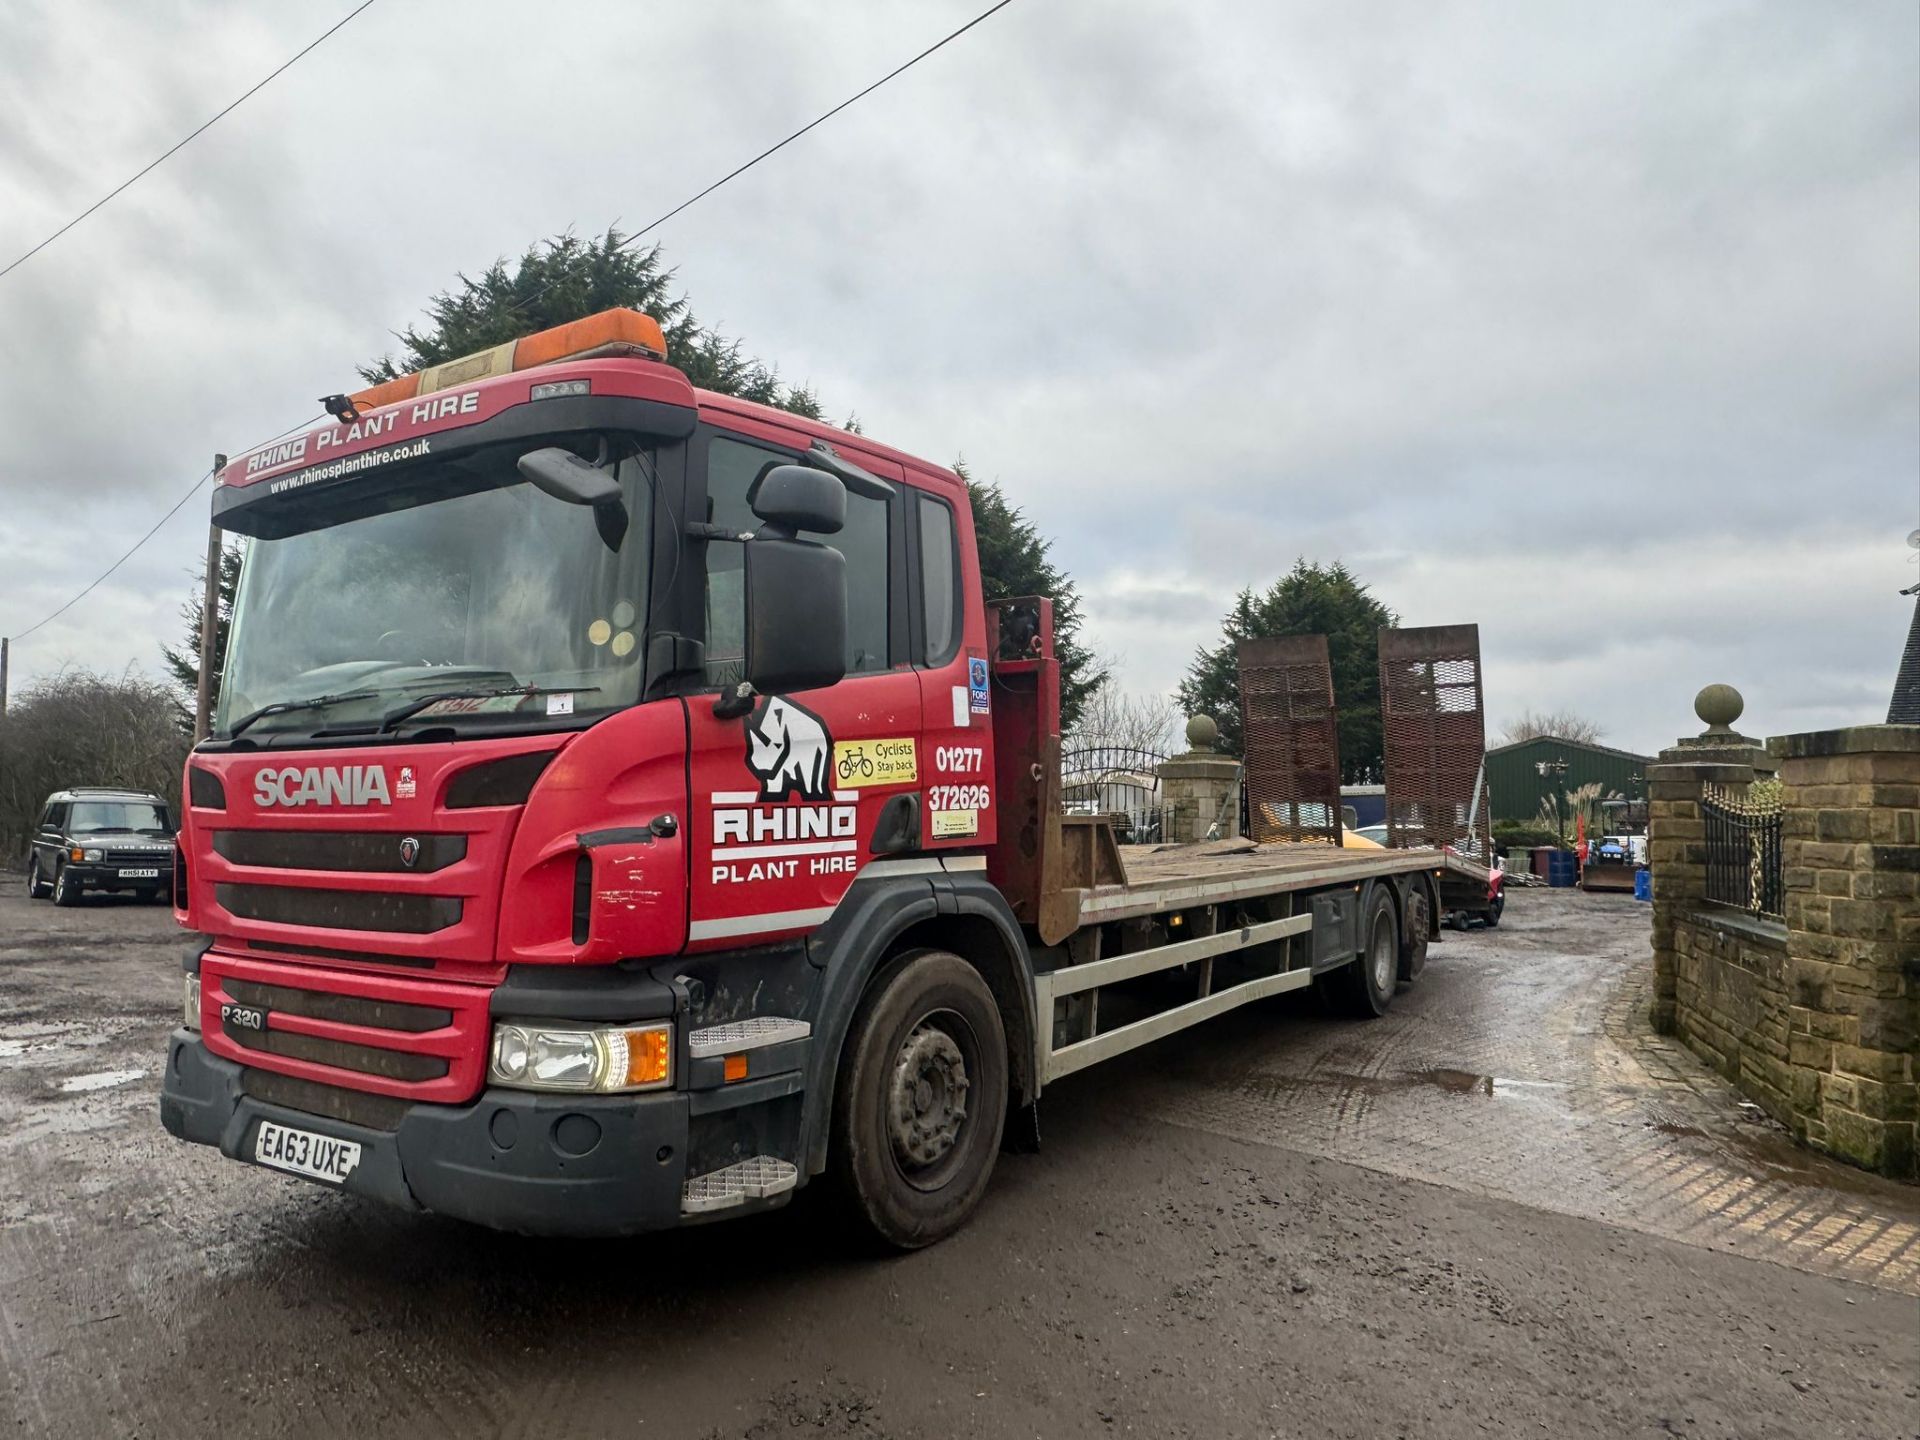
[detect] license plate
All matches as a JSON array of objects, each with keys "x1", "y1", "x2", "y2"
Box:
[
  {"x1": 119, "y1": 868, "x2": 160, "y2": 879},
  {"x1": 255, "y1": 1119, "x2": 361, "y2": 1184}
]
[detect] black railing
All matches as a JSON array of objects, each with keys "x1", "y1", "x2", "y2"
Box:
[
  {"x1": 1702, "y1": 789, "x2": 1783, "y2": 919},
  {"x1": 1060, "y1": 745, "x2": 1168, "y2": 845}
]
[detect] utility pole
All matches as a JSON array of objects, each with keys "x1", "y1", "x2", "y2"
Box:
[
  {"x1": 1, "y1": 635, "x2": 9, "y2": 718},
  {"x1": 193, "y1": 454, "x2": 227, "y2": 742}
]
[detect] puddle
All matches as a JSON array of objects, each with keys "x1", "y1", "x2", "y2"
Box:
[
  {"x1": 1224, "y1": 1065, "x2": 1568, "y2": 1102},
  {"x1": 1653, "y1": 1121, "x2": 1707, "y2": 1139},
  {"x1": 1412, "y1": 1068, "x2": 1567, "y2": 1097},
  {"x1": 55, "y1": 1069, "x2": 146, "y2": 1094}
]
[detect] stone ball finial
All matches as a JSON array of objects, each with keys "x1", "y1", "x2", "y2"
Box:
[
  {"x1": 1694, "y1": 683, "x2": 1743, "y2": 735},
  {"x1": 1185, "y1": 714, "x2": 1219, "y2": 750}
]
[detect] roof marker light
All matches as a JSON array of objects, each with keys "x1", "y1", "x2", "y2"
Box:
[{"x1": 347, "y1": 308, "x2": 667, "y2": 413}]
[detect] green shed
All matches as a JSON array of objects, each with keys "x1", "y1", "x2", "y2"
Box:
[{"x1": 1484, "y1": 736, "x2": 1651, "y2": 825}]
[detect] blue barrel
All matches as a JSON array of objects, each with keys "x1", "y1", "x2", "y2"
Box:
[
  {"x1": 1546, "y1": 849, "x2": 1577, "y2": 887},
  {"x1": 1634, "y1": 869, "x2": 1652, "y2": 902}
]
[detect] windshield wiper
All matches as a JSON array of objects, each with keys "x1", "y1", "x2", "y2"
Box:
[
  {"x1": 227, "y1": 690, "x2": 378, "y2": 739},
  {"x1": 378, "y1": 686, "x2": 601, "y2": 733}
]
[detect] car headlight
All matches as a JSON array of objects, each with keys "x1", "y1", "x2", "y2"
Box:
[
  {"x1": 184, "y1": 974, "x2": 201, "y2": 1031},
  {"x1": 488, "y1": 1022, "x2": 672, "y2": 1093}
]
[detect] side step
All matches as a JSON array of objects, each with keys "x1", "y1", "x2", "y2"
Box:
[
  {"x1": 687, "y1": 1017, "x2": 810, "y2": 1058},
  {"x1": 681, "y1": 1155, "x2": 799, "y2": 1215}
]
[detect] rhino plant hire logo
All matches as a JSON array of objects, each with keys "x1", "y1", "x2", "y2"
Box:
[{"x1": 744, "y1": 697, "x2": 834, "y2": 802}]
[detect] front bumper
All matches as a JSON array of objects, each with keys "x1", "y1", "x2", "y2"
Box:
[
  {"x1": 65, "y1": 862, "x2": 170, "y2": 890},
  {"x1": 160, "y1": 1031, "x2": 691, "y2": 1236}
]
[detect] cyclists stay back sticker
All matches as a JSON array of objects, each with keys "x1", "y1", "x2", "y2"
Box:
[{"x1": 832, "y1": 737, "x2": 918, "y2": 788}]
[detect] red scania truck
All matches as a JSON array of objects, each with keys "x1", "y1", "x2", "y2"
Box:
[{"x1": 161, "y1": 308, "x2": 1495, "y2": 1246}]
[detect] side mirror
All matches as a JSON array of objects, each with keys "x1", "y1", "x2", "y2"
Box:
[
  {"x1": 517, "y1": 446, "x2": 629, "y2": 551},
  {"x1": 749, "y1": 465, "x2": 845, "y2": 535},
  {"x1": 743, "y1": 537, "x2": 847, "y2": 695}
]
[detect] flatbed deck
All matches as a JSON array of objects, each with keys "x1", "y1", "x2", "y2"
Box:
[{"x1": 1079, "y1": 840, "x2": 1490, "y2": 924}]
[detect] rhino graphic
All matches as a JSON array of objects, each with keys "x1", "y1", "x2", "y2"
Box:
[{"x1": 745, "y1": 696, "x2": 834, "y2": 802}]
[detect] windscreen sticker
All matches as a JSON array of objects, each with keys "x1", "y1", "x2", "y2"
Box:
[
  {"x1": 832, "y1": 738, "x2": 917, "y2": 788},
  {"x1": 968, "y1": 656, "x2": 991, "y2": 714},
  {"x1": 546, "y1": 692, "x2": 575, "y2": 717},
  {"x1": 415, "y1": 693, "x2": 526, "y2": 718}
]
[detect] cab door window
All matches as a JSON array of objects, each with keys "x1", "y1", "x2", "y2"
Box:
[
  {"x1": 704, "y1": 435, "x2": 892, "y2": 685},
  {"x1": 915, "y1": 492, "x2": 961, "y2": 667}
]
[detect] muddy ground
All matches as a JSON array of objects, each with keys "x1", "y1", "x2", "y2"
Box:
[{"x1": 2, "y1": 883, "x2": 1916, "y2": 1439}]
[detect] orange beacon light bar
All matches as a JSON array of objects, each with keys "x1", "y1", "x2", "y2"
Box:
[{"x1": 348, "y1": 308, "x2": 669, "y2": 412}]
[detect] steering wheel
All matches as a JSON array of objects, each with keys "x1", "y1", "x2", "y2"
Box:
[{"x1": 374, "y1": 629, "x2": 436, "y2": 664}]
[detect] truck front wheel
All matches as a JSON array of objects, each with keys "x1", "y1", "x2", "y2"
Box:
[{"x1": 829, "y1": 950, "x2": 1009, "y2": 1250}]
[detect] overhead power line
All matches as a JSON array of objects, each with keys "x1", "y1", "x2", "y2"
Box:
[
  {"x1": 504, "y1": 0, "x2": 1020, "y2": 323},
  {"x1": 618, "y1": 0, "x2": 1018, "y2": 249},
  {"x1": 7, "y1": 414, "x2": 321, "y2": 642},
  {"x1": 0, "y1": 0, "x2": 380, "y2": 283}
]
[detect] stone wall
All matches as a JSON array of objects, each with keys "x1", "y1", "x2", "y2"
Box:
[
  {"x1": 1669, "y1": 909, "x2": 1791, "y2": 1123},
  {"x1": 1649, "y1": 712, "x2": 1918, "y2": 1181}
]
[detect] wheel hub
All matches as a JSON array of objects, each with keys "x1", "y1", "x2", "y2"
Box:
[{"x1": 888, "y1": 1022, "x2": 970, "y2": 1170}]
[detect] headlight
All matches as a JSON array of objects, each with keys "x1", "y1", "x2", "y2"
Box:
[
  {"x1": 82, "y1": 848, "x2": 104, "y2": 862},
  {"x1": 184, "y1": 974, "x2": 201, "y2": 1031},
  {"x1": 488, "y1": 1022, "x2": 671, "y2": 1093}
]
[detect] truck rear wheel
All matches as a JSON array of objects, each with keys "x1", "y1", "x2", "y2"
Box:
[
  {"x1": 829, "y1": 949, "x2": 1008, "y2": 1250},
  {"x1": 1321, "y1": 884, "x2": 1398, "y2": 1018},
  {"x1": 1399, "y1": 885, "x2": 1430, "y2": 984}
]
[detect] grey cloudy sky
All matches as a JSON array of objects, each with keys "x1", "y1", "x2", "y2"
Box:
[{"x1": 1, "y1": 0, "x2": 1914, "y2": 755}]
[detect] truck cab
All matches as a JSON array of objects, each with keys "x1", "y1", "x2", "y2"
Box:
[{"x1": 163, "y1": 309, "x2": 1028, "y2": 1244}]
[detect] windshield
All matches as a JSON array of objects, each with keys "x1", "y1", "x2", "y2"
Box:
[
  {"x1": 216, "y1": 441, "x2": 654, "y2": 739},
  {"x1": 71, "y1": 801, "x2": 170, "y2": 834}
]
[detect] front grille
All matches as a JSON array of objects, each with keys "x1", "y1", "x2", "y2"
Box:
[
  {"x1": 224, "y1": 1021, "x2": 450, "y2": 1082},
  {"x1": 225, "y1": 977, "x2": 451, "y2": 1032},
  {"x1": 244, "y1": 939, "x2": 435, "y2": 969},
  {"x1": 104, "y1": 847, "x2": 173, "y2": 866},
  {"x1": 213, "y1": 829, "x2": 467, "y2": 874},
  {"x1": 203, "y1": 952, "x2": 489, "y2": 1104},
  {"x1": 217, "y1": 883, "x2": 461, "y2": 934},
  {"x1": 241, "y1": 1068, "x2": 410, "y2": 1131}
]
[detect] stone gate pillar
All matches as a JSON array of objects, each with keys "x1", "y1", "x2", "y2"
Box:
[
  {"x1": 1158, "y1": 716, "x2": 1241, "y2": 844},
  {"x1": 1772, "y1": 725, "x2": 1920, "y2": 1178}
]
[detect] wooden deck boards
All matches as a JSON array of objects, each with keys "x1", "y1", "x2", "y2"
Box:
[{"x1": 1075, "y1": 839, "x2": 1466, "y2": 923}]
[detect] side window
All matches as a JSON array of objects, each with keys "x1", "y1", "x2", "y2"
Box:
[
  {"x1": 917, "y1": 493, "x2": 960, "y2": 666},
  {"x1": 704, "y1": 435, "x2": 892, "y2": 684},
  {"x1": 45, "y1": 803, "x2": 66, "y2": 833}
]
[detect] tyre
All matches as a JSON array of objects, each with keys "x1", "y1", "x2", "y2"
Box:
[
  {"x1": 1398, "y1": 883, "x2": 1430, "y2": 984},
  {"x1": 829, "y1": 949, "x2": 1009, "y2": 1250},
  {"x1": 52, "y1": 864, "x2": 81, "y2": 907},
  {"x1": 1320, "y1": 884, "x2": 1398, "y2": 1017},
  {"x1": 1481, "y1": 891, "x2": 1504, "y2": 928},
  {"x1": 26, "y1": 858, "x2": 51, "y2": 900}
]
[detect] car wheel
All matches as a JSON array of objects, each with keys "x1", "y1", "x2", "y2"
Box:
[
  {"x1": 26, "y1": 858, "x2": 51, "y2": 900},
  {"x1": 829, "y1": 950, "x2": 1009, "y2": 1250},
  {"x1": 52, "y1": 864, "x2": 81, "y2": 907},
  {"x1": 1320, "y1": 883, "x2": 1398, "y2": 1018}
]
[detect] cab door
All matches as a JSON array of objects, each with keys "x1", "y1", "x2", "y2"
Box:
[{"x1": 683, "y1": 422, "x2": 922, "y2": 951}]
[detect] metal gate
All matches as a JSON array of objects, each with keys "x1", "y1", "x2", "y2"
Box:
[
  {"x1": 1059, "y1": 745, "x2": 1167, "y2": 844},
  {"x1": 1236, "y1": 634, "x2": 1342, "y2": 845},
  {"x1": 1377, "y1": 623, "x2": 1490, "y2": 856}
]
